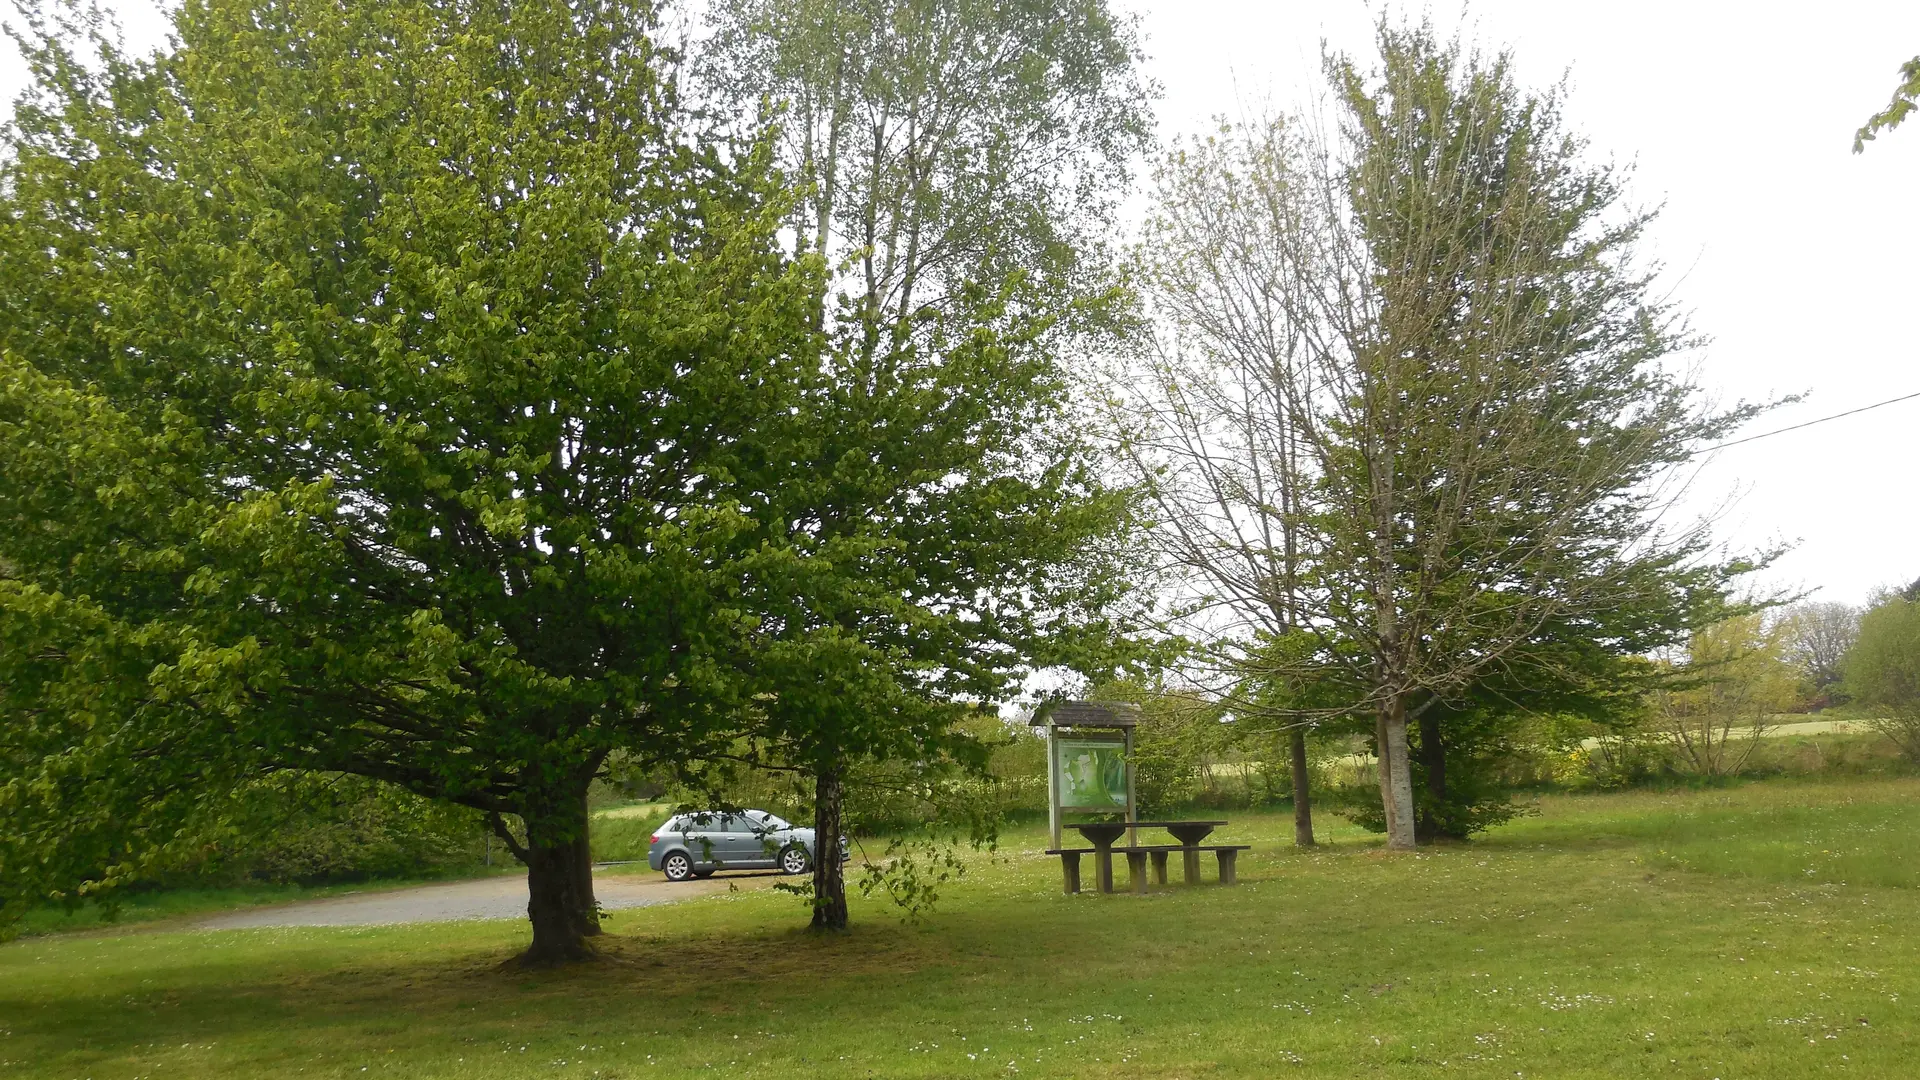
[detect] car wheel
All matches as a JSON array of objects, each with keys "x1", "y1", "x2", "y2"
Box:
[
  {"x1": 661, "y1": 851, "x2": 693, "y2": 882},
  {"x1": 779, "y1": 845, "x2": 812, "y2": 875}
]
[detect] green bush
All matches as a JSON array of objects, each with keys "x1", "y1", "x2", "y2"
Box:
[
  {"x1": 1847, "y1": 597, "x2": 1920, "y2": 762},
  {"x1": 168, "y1": 774, "x2": 488, "y2": 885}
]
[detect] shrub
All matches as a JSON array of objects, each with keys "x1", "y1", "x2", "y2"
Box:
[
  {"x1": 172, "y1": 774, "x2": 486, "y2": 885},
  {"x1": 1847, "y1": 597, "x2": 1920, "y2": 763}
]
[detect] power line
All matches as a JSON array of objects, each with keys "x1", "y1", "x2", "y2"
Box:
[{"x1": 1695, "y1": 388, "x2": 1920, "y2": 455}]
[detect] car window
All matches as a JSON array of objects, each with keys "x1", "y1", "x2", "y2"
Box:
[{"x1": 745, "y1": 811, "x2": 791, "y2": 832}]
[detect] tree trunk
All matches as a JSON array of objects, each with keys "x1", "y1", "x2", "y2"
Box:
[
  {"x1": 1416, "y1": 707, "x2": 1449, "y2": 840},
  {"x1": 1288, "y1": 727, "x2": 1315, "y2": 847},
  {"x1": 516, "y1": 787, "x2": 600, "y2": 965},
  {"x1": 1373, "y1": 713, "x2": 1395, "y2": 841},
  {"x1": 810, "y1": 764, "x2": 849, "y2": 931},
  {"x1": 1377, "y1": 700, "x2": 1417, "y2": 850},
  {"x1": 571, "y1": 788, "x2": 601, "y2": 939}
]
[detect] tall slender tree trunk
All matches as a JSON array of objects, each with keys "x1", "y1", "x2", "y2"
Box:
[
  {"x1": 1366, "y1": 418, "x2": 1416, "y2": 851},
  {"x1": 517, "y1": 786, "x2": 600, "y2": 965},
  {"x1": 811, "y1": 764, "x2": 849, "y2": 931},
  {"x1": 1289, "y1": 727, "x2": 1316, "y2": 846},
  {"x1": 1376, "y1": 698, "x2": 1417, "y2": 850},
  {"x1": 1374, "y1": 713, "x2": 1395, "y2": 840}
]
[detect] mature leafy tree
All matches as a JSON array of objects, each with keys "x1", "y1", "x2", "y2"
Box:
[
  {"x1": 1854, "y1": 55, "x2": 1920, "y2": 151},
  {"x1": 1121, "y1": 24, "x2": 1765, "y2": 849},
  {"x1": 1847, "y1": 594, "x2": 1920, "y2": 762},
  {"x1": 1305, "y1": 27, "x2": 1773, "y2": 847},
  {"x1": 0, "y1": 0, "x2": 824, "y2": 961},
  {"x1": 696, "y1": 0, "x2": 1154, "y2": 926},
  {"x1": 736, "y1": 316, "x2": 1144, "y2": 929}
]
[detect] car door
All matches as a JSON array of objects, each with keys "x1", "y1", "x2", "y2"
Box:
[
  {"x1": 692, "y1": 812, "x2": 741, "y2": 869},
  {"x1": 679, "y1": 811, "x2": 726, "y2": 868},
  {"x1": 737, "y1": 811, "x2": 781, "y2": 868}
]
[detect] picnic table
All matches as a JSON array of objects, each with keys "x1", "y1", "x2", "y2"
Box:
[{"x1": 1044, "y1": 820, "x2": 1249, "y2": 894}]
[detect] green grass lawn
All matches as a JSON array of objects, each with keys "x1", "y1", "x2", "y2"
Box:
[{"x1": 6, "y1": 777, "x2": 1920, "y2": 1078}]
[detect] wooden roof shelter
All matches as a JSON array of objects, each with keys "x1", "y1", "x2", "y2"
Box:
[{"x1": 1035, "y1": 700, "x2": 1141, "y2": 729}]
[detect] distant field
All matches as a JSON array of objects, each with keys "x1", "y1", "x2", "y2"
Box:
[
  {"x1": 6, "y1": 775, "x2": 1920, "y2": 1077},
  {"x1": 588, "y1": 803, "x2": 672, "y2": 863},
  {"x1": 1204, "y1": 718, "x2": 1899, "y2": 779},
  {"x1": 592, "y1": 801, "x2": 672, "y2": 821},
  {"x1": 1581, "y1": 716, "x2": 1885, "y2": 744}
]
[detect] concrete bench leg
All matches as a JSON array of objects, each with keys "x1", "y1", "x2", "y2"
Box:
[
  {"x1": 1149, "y1": 850, "x2": 1169, "y2": 885},
  {"x1": 1215, "y1": 848, "x2": 1239, "y2": 885},
  {"x1": 1126, "y1": 850, "x2": 1150, "y2": 893},
  {"x1": 1060, "y1": 851, "x2": 1082, "y2": 894},
  {"x1": 1182, "y1": 847, "x2": 1202, "y2": 885},
  {"x1": 1095, "y1": 849, "x2": 1116, "y2": 893}
]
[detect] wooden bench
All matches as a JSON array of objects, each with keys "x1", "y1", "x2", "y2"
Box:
[
  {"x1": 1130, "y1": 843, "x2": 1251, "y2": 887},
  {"x1": 1045, "y1": 843, "x2": 1251, "y2": 893}
]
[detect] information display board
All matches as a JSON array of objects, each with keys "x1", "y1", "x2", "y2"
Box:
[
  {"x1": 1037, "y1": 700, "x2": 1140, "y2": 849},
  {"x1": 1054, "y1": 737, "x2": 1130, "y2": 808}
]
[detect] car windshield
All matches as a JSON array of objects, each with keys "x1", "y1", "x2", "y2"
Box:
[{"x1": 758, "y1": 814, "x2": 790, "y2": 830}]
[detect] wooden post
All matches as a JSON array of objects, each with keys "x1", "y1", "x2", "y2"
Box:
[
  {"x1": 1182, "y1": 847, "x2": 1202, "y2": 885},
  {"x1": 1150, "y1": 849, "x2": 1169, "y2": 885},
  {"x1": 1126, "y1": 849, "x2": 1149, "y2": 894},
  {"x1": 1046, "y1": 722, "x2": 1061, "y2": 853},
  {"x1": 1061, "y1": 851, "x2": 1082, "y2": 894},
  {"x1": 1095, "y1": 848, "x2": 1116, "y2": 893},
  {"x1": 1124, "y1": 725, "x2": 1138, "y2": 849}
]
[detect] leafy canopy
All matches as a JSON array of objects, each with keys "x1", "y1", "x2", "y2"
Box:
[{"x1": 0, "y1": 0, "x2": 821, "y2": 932}]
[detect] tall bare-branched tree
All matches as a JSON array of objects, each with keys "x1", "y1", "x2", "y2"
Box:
[
  {"x1": 1111, "y1": 118, "x2": 1328, "y2": 847},
  {"x1": 1778, "y1": 601, "x2": 1861, "y2": 698}
]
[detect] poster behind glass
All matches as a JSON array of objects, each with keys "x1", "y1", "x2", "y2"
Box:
[{"x1": 1056, "y1": 737, "x2": 1128, "y2": 808}]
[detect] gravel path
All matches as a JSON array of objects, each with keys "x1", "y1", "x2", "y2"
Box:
[{"x1": 198, "y1": 868, "x2": 781, "y2": 930}]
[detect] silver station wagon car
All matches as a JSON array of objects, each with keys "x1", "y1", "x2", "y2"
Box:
[{"x1": 646, "y1": 809, "x2": 848, "y2": 882}]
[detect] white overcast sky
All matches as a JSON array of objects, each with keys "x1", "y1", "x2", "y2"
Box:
[
  {"x1": 1119, "y1": 0, "x2": 1920, "y2": 608},
  {"x1": 4, "y1": 0, "x2": 1917, "y2": 606}
]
